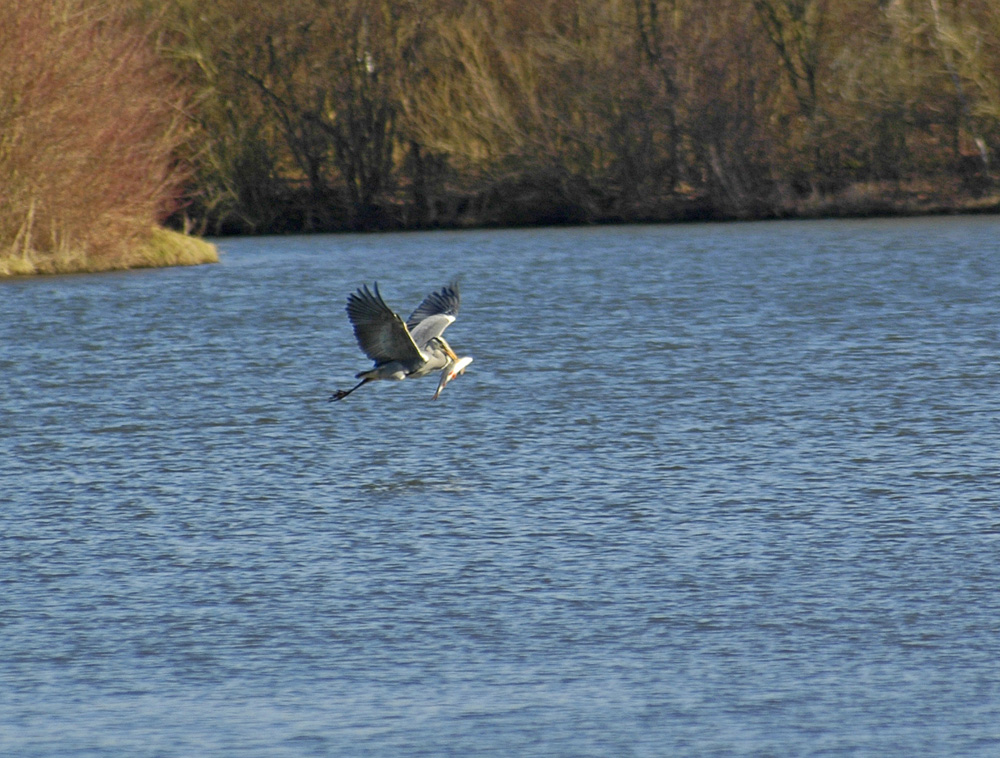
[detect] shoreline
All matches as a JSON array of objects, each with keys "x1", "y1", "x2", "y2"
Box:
[
  {"x1": 187, "y1": 179, "x2": 1000, "y2": 237},
  {"x1": 3, "y1": 188, "x2": 995, "y2": 278},
  {"x1": 0, "y1": 227, "x2": 219, "y2": 278}
]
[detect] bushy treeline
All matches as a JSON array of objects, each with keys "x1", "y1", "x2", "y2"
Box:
[
  {"x1": 3, "y1": 0, "x2": 999, "y2": 264},
  {"x1": 0, "y1": 0, "x2": 215, "y2": 275},
  {"x1": 158, "y1": 0, "x2": 1000, "y2": 233}
]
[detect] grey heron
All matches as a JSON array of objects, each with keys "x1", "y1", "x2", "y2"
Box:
[{"x1": 330, "y1": 281, "x2": 473, "y2": 401}]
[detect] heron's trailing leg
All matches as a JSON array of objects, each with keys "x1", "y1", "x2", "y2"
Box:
[{"x1": 329, "y1": 378, "x2": 370, "y2": 402}]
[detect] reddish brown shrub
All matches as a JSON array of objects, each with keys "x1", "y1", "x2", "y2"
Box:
[{"x1": 0, "y1": 0, "x2": 189, "y2": 273}]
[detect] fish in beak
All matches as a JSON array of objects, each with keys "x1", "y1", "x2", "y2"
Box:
[{"x1": 433, "y1": 356, "x2": 474, "y2": 400}]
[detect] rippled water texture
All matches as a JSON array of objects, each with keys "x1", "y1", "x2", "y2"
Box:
[{"x1": 3, "y1": 217, "x2": 1000, "y2": 756}]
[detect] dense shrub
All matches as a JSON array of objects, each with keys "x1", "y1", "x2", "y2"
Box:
[
  {"x1": 0, "y1": 0, "x2": 193, "y2": 274},
  {"x1": 161, "y1": 0, "x2": 1000, "y2": 234}
]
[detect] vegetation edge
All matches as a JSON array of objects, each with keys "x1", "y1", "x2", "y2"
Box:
[{"x1": 0, "y1": 228, "x2": 219, "y2": 278}]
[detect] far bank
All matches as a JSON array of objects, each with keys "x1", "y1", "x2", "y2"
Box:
[{"x1": 176, "y1": 177, "x2": 1000, "y2": 237}]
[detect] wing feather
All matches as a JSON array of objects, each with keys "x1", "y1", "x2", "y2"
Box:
[
  {"x1": 407, "y1": 281, "x2": 460, "y2": 330},
  {"x1": 345, "y1": 283, "x2": 423, "y2": 366},
  {"x1": 406, "y1": 281, "x2": 460, "y2": 349}
]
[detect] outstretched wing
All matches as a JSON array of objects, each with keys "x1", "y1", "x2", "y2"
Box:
[
  {"x1": 346, "y1": 283, "x2": 423, "y2": 366},
  {"x1": 406, "y1": 281, "x2": 460, "y2": 350}
]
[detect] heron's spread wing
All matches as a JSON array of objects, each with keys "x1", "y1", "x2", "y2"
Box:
[
  {"x1": 406, "y1": 281, "x2": 460, "y2": 349},
  {"x1": 407, "y1": 281, "x2": 460, "y2": 331},
  {"x1": 346, "y1": 283, "x2": 423, "y2": 366}
]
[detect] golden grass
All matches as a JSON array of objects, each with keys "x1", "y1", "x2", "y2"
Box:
[
  {"x1": 134, "y1": 227, "x2": 220, "y2": 270},
  {"x1": 0, "y1": 227, "x2": 218, "y2": 277}
]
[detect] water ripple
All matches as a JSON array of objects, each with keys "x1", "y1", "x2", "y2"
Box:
[{"x1": 3, "y1": 217, "x2": 1000, "y2": 756}]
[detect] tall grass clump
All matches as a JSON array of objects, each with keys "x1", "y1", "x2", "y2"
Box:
[{"x1": 0, "y1": 0, "x2": 216, "y2": 276}]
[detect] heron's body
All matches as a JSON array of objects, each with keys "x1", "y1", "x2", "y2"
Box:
[{"x1": 330, "y1": 281, "x2": 472, "y2": 401}]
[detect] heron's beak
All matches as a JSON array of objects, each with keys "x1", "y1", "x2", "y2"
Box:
[{"x1": 443, "y1": 343, "x2": 459, "y2": 362}]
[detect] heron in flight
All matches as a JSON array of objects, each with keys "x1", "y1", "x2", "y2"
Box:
[{"x1": 330, "y1": 281, "x2": 473, "y2": 401}]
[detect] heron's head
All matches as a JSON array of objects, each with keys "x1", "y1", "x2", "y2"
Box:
[{"x1": 434, "y1": 337, "x2": 460, "y2": 362}]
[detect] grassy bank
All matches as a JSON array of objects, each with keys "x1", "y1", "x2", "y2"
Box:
[{"x1": 0, "y1": 227, "x2": 218, "y2": 278}]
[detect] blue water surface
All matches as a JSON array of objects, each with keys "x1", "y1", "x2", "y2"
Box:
[{"x1": 2, "y1": 216, "x2": 999, "y2": 756}]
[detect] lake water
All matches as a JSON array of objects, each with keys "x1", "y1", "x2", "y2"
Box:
[{"x1": 2, "y1": 216, "x2": 999, "y2": 756}]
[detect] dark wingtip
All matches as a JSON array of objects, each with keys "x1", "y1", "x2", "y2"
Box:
[{"x1": 347, "y1": 281, "x2": 378, "y2": 305}]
